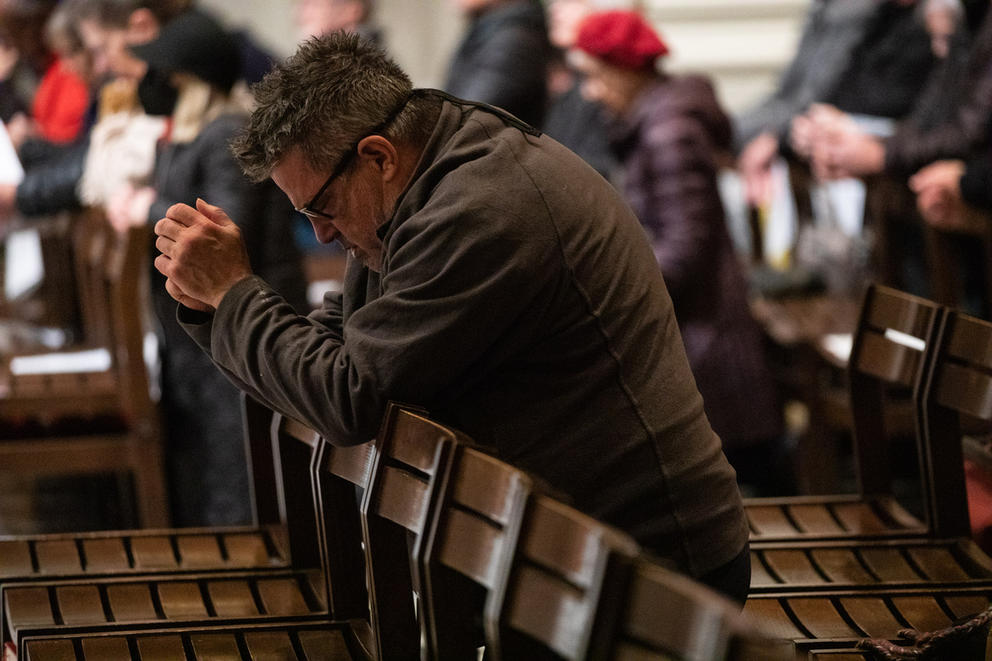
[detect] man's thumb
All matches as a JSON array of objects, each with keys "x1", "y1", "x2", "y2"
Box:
[{"x1": 196, "y1": 198, "x2": 234, "y2": 226}]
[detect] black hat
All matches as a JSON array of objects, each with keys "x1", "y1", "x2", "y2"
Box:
[{"x1": 130, "y1": 9, "x2": 240, "y2": 93}]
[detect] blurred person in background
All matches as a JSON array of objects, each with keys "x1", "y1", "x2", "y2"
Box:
[
  {"x1": 0, "y1": 0, "x2": 56, "y2": 125},
  {"x1": 444, "y1": 0, "x2": 551, "y2": 127},
  {"x1": 77, "y1": 2, "x2": 307, "y2": 526},
  {"x1": 296, "y1": 0, "x2": 380, "y2": 43},
  {"x1": 542, "y1": 0, "x2": 618, "y2": 179},
  {"x1": 572, "y1": 10, "x2": 788, "y2": 495}
]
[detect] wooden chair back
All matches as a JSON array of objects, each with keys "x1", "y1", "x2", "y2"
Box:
[
  {"x1": 419, "y1": 444, "x2": 533, "y2": 659},
  {"x1": 846, "y1": 283, "x2": 944, "y2": 499},
  {"x1": 312, "y1": 433, "x2": 375, "y2": 622},
  {"x1": 484, "y1": 494, "x2": 640, "y2": 660},
  {"x1": 920, "y1": 309, "x2": 992, "y2": 538},
  {"x1": 0, "y1": 211, "x2": 168, "y2": 528},
  {"x1": 360, "y1": 403, "x2": 465, "y2": 660},
  {"x1": 614, "y1": 560, "x2": 792, "y2": 661}
]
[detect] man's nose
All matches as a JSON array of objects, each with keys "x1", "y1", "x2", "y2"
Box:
[{"x1": 310, "y1": 218, "x2": 337, "y2": 244}]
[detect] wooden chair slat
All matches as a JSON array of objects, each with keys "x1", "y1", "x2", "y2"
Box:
[
  {"x1": 53, "y1": 585, "x2": 104, "y2": 625},
  {"x1": 750, "y1": 552, "x2": 778, "y2": 588},
  {"x1": 889, "y1": 596, "x2": 952, "y2": 632},
  {"x1": 942, "y1": 594, "x2": 990, "y2": 620},
  {"x1": 130, "y1": 538, "x2": 179, "y2": 570},
  {"x1": 807, "y1": 652, "x2": 870, "y2": 661},
  {"x1": 838, "y1": 597, "x2": 903, "y2": 637},
  {"x1": 325, "y1": 442, "x2": 373, "y2": 485},
  {"x1": 34, "y1": 541, "x2": 82, "y2": 575},
  {"x1": 787, "y1": 504, "x2": 845, "y2": 534},
  {"x1": 934, "y1": 362, "x2": 992, "y2": 420},
  {"x1": 506, "y1": 564, "x2": 587, "y2": 660},
  {"x1": 747, "y1": 505, "x2": 800, "y2": 536},
  {"x1": 740, "y1": 599, "x2": 806, "y2": 639},
  {"x1": 106, "y1": 584, "x2": 158, "y2": 623},
  {"x1": 373, "y1": 465, "x2": 429, "y2": 530},
  {"x1": 4, "y1": 587, "x2": 56, "y2": 628},
  {"x1": 0, "y1": 542, "x2": 33, "y2": 577},
  {"x1": 864, "y1": 289, "x2": 935, "y2": 338},
  {"x1": 809, "y1": 549, "x2": 876, "y2": 584},
  {"x1": 906, "y1": 547, "x2": 971, "y2": 582},
  {"x1": 220, "y1": 534, "x2": 273, "y2": 568},
  {"x1": 830, "y1": 503, "x2": 890, "y2": 534},
  {"x1": 297, "y1": 629, "x2": 354, "y2": 660},
  {"x1": 761, "y1": 550, "x2": 826, "y2": 585},
  {"x1": 23, "y1": 639, "x2": 75, "y2": 661},
  {"x1": 945, "y1": 313, "x2": 992, "y2": 368},
  {"x1": 282, "y1": 417, "x2": 320, "y2": 449},
  {"x1": 80, "y1": 637, "x2": 131, "y2": 660},
  {"x1": 437, "y1": 506, "x2": 504, "y2": 588},
  {"x1": 254, "y1": 578, "x2": 311, "y2": 616},
  {"x1": 620, "y1": 563, "x2": 741, "y2": 658},
  {"x1": 787, "y1": 598, "x2": 860, "y2": 638},
  {"x1": 858, "y1": 548, "x2": 921, "y2": 582},
  {"x1": 386, "y1": 412, "x2": 453, "y2": 474},
  {"x1": 177, "y1": 537, "x2": 224, "y2": 569},
  {"x1": 242, "y1": 630, "x2": 295, "y2": 659},
  {"x1": 452, "y1": 450, "x2": 520, "y2": 525},
  {"x1": 853, "y1": 332, "x2": 920, "y2": 388},
  {"x1": 135, "y1": 634, "x2": 186, "y2": 660},
  {"x1": 81, "y1": 539, "x2": 130, "y2": 573},
  {"x1": 156, "y1": 582, "x2": 208, "y2": 619},
  {"x1": 521, "y1": 498, "x2": 610, "y2": 590},
  {"x1": 207, "y1": 580, "x2": 259, "y2": 617},
  {"x1": 189, "y1": 633, "x2": 242, "y2": 658}
]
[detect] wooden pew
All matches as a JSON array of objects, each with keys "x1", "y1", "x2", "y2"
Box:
[{"x1": 745, "y1": 284, "x2": 945, "y2": 542}]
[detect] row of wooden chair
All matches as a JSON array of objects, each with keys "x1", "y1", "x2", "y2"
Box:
[
  {"x1": 742, "y1": 284, "x2": 992, "y2": 657},
  {"x1": 1, "y1": 400, "x2": 790, "y2": 660},
  {"x1": 0, "y1": 210, "x2": 168, "y2": 529}
]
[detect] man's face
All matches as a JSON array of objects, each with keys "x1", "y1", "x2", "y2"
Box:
[
  {"x1": 272, "y1": 147, "x2": 388, "y2": 271},
  {"x1": 548, "y1": 0, "x2": 590, "y2": 49},
  {"x1": 78, "y1": 17, "x2": 146, "y2": 81},
  {"x1": 296, "y1": 0, "x2": 363, "y2": 39},
  {"x1": 571, "y1": 51, "x2": 637, "y2": 115}
]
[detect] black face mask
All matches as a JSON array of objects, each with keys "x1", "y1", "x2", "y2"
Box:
[{"x1": 137, "y1": 67, "x2": 178, "y2": 116}]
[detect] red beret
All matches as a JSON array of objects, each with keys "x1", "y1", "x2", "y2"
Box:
[{"x1": 575, "y1": 10, "x2": 669, "y2": 70}]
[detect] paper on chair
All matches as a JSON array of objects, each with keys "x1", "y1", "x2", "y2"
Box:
[
  {"x1": 10, "y1": 348, "x2": 112, "y2": 375},
  {"x1": 0, "y1": 122, "x2": 23, "y2": 185},
  {"x1": 821, "y1": 333, "x2": 853, "y2": 365},
  {"x1": 3, "y1": 228, "x2": 44, "y2": 300}
]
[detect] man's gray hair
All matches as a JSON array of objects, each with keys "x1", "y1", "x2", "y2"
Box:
[{"x1": 232, "y1": 32, "x2": 421, "y2": 182}]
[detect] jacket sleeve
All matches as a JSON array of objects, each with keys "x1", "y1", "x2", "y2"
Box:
[
  {"x1": 884, "y1": 59, "x2": 992, "y2": 174},
  {"x1": 181, "y1": 192, "x2": 556, "y2": 445}
]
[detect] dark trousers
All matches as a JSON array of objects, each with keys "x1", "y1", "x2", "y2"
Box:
[{"x1": 698, "y1": 542, "x2": 751, "y2": 606}]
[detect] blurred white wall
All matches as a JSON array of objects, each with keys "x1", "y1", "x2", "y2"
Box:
[{"x1": 199, "y1": 0, "x2": 809, "y2": 112}]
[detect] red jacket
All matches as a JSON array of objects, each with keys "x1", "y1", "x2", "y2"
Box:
[{"x1": 32, "y1": 58, "x2": 89, "y2": 144}]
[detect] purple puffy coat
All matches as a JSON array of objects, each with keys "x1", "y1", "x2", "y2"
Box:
[{"x1": 611, "y1": 74, "x2": 782, "y2": 447}]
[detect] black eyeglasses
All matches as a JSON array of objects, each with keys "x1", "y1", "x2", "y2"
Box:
[{"x1": 294, "y1": 143, "x2": 359, "y2": 221}]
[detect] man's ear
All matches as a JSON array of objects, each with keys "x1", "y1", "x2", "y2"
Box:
[
  {"x1": 127, "y1": 8, "x2": 161, "y2": 44},
  {"x1": 357, "y1": 136, "x2": 400, "y2": 181}
]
